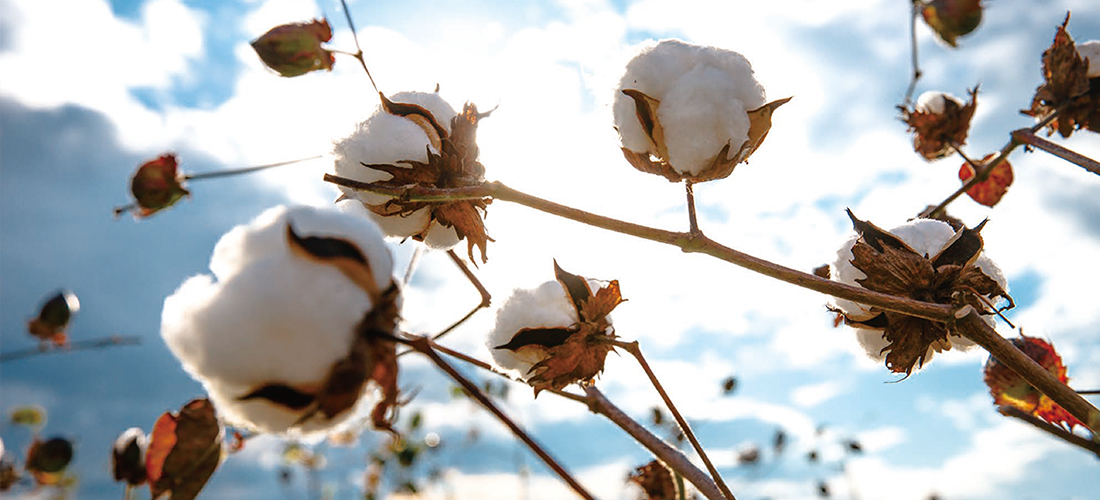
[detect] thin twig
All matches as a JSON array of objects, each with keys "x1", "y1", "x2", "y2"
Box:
[
  {"x1": 336, "y1": 0, "x2": 379, "y2": 93},
  {"x1": 685, "y1": 181, "x2": 701, "y2": 235},
  {"x1": 584, "y1": 386, "x2": 726, "y2": 500},
  {"x1": 399, "y1": 335, "x2": 598, "y2": 500},
  {"x1": 1012, "y1": 129, "x2": 1100, "y2": 176},
  {"x1": 0, "y1": 335, "x2": 142, "y2": 363},
  {"x1": 184, "y1": 155, "x2": 323, "y2": 181},
  {"x1": 325, "y1": 174, "x2": 1100, "y2": 438},
  {"x1": 926, "y1": 110, "x2": 1063, "y2": 219},
  {"x1": 956, "y1": 311, "x2": 1100, "y2": 438},
  {"x1": 427, "y1": 339, "x2": 588, "y2": 405},
  {"x1": 323, "y1": 174, "x2": 956, "y2": 323},
  {"x1": 903, "y1": 0, "x2": 923, "y2": 106},
  {"x1": 998, "y1": 405, "x2": 1100, "y2": 459},
  {"x1": 403, "y1": 244, "x2": 425, "y2": 286},
  {"x1": 610, "y1": 340, "x2": 735, "y2": 500},
  {"x1": 1078, "y1": 390, "x2": 1100, "y2": 395},
  {"x1": 432, "y1": 249, "x2": 493, "y2": 341}
]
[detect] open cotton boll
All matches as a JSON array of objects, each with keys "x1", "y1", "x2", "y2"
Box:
[
  {"x1": 831, "y1": 218, "x2": 1008, "y2": 364},
  {"x1": 613, "y1": 39, "x2": 766, "y2": 176},
  {"x1": 489, "y1": 278, "x2": 612, "y2": 379},
  {"x1": 1078, "y1": 40, "x2": 1100, "y2": 78},
  {"x1": 332, "y1": 91, "x2": 461, "y2": 249},
  {"x1": 162, "y1": 205, "x2": 395, "y2": 437}
]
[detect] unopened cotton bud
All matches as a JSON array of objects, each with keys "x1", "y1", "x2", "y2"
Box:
[{"x1": 251, "y1": 19, "x2": 335, "y2": 77}]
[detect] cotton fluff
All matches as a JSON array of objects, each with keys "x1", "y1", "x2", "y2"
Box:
[
  {"x1": 161, "y1": 204, "x2": 395, "y2": 437},
  {"x1": 613, "y1": 39, "x2": 766, "y2": 175},
  {"x1": 488, "y1": 278, "x2": 612, "y2": 379},
  {"x1": 333, "y1": 91, "x2": 461, "y2": 250},
  {"x1": 1078, "y1": 40, "x2": 1100, "y2": 78},
  {"x1": 915, "y1": 90, "x2": 962, "y2": 115},
  {"x1": 831, "y1": 219, "x2": 1008, "y2": 364}
]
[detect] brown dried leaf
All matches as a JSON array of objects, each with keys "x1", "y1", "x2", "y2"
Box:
[
  {"x1": 1024, "y1": 14, "x2": 1094, "y2": 138},
  {"x1": 553, "y1": 260, "x2": 593, "y2": 317},
  {"x1": 930, "y1": 219, "x2": 987, "y2": 269},
  {"x1": 879, "y1": 312, "x2": 950, "y2": 374},
  {"x1": 432, "y1": 199, "x2": 493, "y2": 264},
  {"x1": 146, "y1": 399, "x2": 222, "y2": 500},
  {"x1": 629, "y1": 460, "x2": 676, "y2": 500},
  {"x1": 580, "y1": 280, "x2": 625, "y2": 323}
]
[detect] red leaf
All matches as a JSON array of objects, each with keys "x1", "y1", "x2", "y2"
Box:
[
  {"x1": 958, "y1": 155, "x2": 1013, "y2": 207},
  {"x1": 146, "y1": 399, "x2": 222, "y2": 500},
  {"x1": 984, "y1": 335, "x2": 1082, "y2": 429}
]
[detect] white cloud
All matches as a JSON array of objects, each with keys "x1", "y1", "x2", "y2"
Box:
[{"x1": 790, "y1": 380, "x2": 845, "y2": 408}]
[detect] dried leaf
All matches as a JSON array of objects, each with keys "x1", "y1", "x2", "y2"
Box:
[
  {"x1": 1023, "y1": 14, "x2": 1097, "y2": 137},
  {"x1": 127, "y1": 154, "x2": 191, "y2": 218},
  {"x1": 146, "y1": 398, "x2": 223, "y2": 500},
  {"x1": 629, "y1": 460, "x2": 676, "y2": 500},
  {"x1": 900, "y1": 88, "x2": 979, "y2": 160},
  {"x1": 251, "y1": 19, "x2": 334, "y2": 77},
  {"x1": 930, "y1": 219, "x2": 987, "y2": 269},
  {"x1": 985, "y1": 334, "x2": 1082, "y2": 429},
  {"x1": 554, "y1": 259, "x2": 593, "y2": 317},
  {"x1": 958, "y1": 155, "x2": 1013, "y2": 207}
]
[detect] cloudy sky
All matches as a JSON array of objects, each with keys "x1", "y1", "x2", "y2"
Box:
[{"x1": 2, "y1": 0, "x2": 1100, "y2": 499}]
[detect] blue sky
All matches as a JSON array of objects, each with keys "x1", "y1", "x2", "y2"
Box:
[{"x1": 2, "y1": 0, "x2": 1100, "y2": 499}]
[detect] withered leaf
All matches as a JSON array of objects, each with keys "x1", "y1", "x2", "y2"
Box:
[
  {"x1": 985, "y1": 334, "x2": 1082, "y2": 429},
  {"x1": 432, "y1": 199, "x2": 494, "y2": 264},
  {"x1": 1023, "y1": 14, "x2": 1097, "y2": 137},
  {"x1": 146, "y1": 398, "x2": 222, "y2": 500},
  {"x1": 846, "y1": 209, "x2": 916, "y2": 255},
  {"x1": 900, "y1": 88, "x2": 978, "y2": 160},
  {"x1": 958, "y1": 156, "x2": 1014, "y2": 207},
  {"x1": 580, "y1": 280, "x2": 625, "y2": 323}
]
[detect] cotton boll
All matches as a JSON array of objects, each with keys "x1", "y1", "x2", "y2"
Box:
[
  {"x1": 488, "y1": 279, "x2": 610, "y2": 378},
  {"x1": 613, "y1": 39, "x2": 767, "y2": 176},
  {"x1": 332, "y1": 91, "x2": 458, "y2": 241},
  {"x1": 161, "y1": 205, "x2": 396, "y2": 437},
  {"x1": 831, "y1": 218, "x2": 1007, "y2": 363},
  {"x1": 915, "y1": 91, "x2": 962, "y2": 115},
  {"x1": 1077, "y1": 40, "x2": 1100, "y2": 78}
]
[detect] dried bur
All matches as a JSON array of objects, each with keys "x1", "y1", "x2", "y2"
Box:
[
  {"x1": 629, "y1": 460, "x2": 677, "y2": 500},
  {"x1": 238, "y1": 223, "x2": 402, "y2": 433},
  {"x1": 251, "y1": 19, "x2": 335, "y2": 78},
  {"x1": 27, "y1": 290, "x2": 80, "y2": 347},
  {"x1": 900, "y1": 89, "x2": 978, "y2": 161},
  {"x1": 834, "y1": 210, "x2": 1013, "y2": 375},
  {"x1": 1022, "y1": 14, "x2": 1100, "y2": 138},
  {"x1": 354, "y1": 94, "x2": 494, "y2": 263},
  {"x1": 494, "y1": 261, "x2": 625, "y2": 396},
  {"x1": 984, "y1": 334, "x2": 1083, "y2": 430}
]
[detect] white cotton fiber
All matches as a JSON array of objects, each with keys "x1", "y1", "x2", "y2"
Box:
[
  {"x1": 488, "y1": 279, "x2": 611, "y2": 379},
  {"x1": 831, "y1": 218, "x2": 1007, "y2": 363},
  {"x1": 161, "y1": 205, "x2": 395, "y2": 436},
  {"x1": 332, "y1": 91, "x2": 460, "y2": 249},
  {"x1": 1077, "y1": 40, "x2": 1100, "y2": 78},
  {"x1": 914, "y1": 91, "x2": 962, "y2": 115},
  {"x1": 613, "y1": 39, "x2": 766, "y2": 175}
]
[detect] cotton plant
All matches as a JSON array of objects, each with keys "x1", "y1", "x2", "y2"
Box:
[
  {"x1": 488, "y1": 261, "x2": 624, "y2": 395},
  {"x1": 161, "y1": 204, "x2": 401, "y2": 437},
  {"x1": 612, "y1": 39, "x2": 790, "y2": 183},
  {"x1": 831, "y1": 213, "x2": 1011, "y2": 375},
  {"x1": 332, "y1": 90, "x2": 494, "y2": 263},
  {"x1": 900, "y1": 89, "x2": 978, "y2": 161}
]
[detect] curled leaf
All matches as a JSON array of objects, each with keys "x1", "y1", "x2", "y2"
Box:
[
  {"x1": 146, "y1": 398, "x2": 223, "y2": 500},
  {"x1": 251, "y1": 19, "x2": 335, "y2": 77},
  {"x1": 984, "y1": 334, "x2": 1082, "y2": 429}
]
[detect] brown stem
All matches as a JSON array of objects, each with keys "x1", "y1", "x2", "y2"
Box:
[
  {"x1": 955, "y1": 311, "x2": 1100, "y2": 438},
  {"x1": 432, "y1": 249, "x2": 493, "y2": 341},
  {"x1": 926, "y1": 110, "x2": 1062, "y2": 219},
  {"x1": 323, "y1": 174, "x2": 956, "y2": 324},
  {"x1": 183, "y1": 155, "x2": 323, "y2": 181},
  {"x1": 1078, "y1": 390, "x2": 1100, "y2": 395},
  {"x1": 428, "y1": 339, "x2": 723, "y2": 497},
  {"x1": 903, "y1": 0, "x2": 922, "y2": 107},
  {"x1": 336, "y1": 0, "x2": 379, "y2": 93},
  {"x1": 610, "y1": 340, "x2": 735, "y2": 500},
  {"x1": 0, "y1": 334, "x2": 142, "y2": 363},
  {"x1": 584, "y1": 386, "x2": 726, "y2": 500},
  {"x1": 400, "y1": 335, "x2": 598, "y2": 500},
  {"x1": 999, "y1": 405, "x2": 1100, "y2": 459},
  {"x1": 1012, "y1": 129, "x2": 1100, "y2": 176},
  {"x1": 685, "y1": 181, "x2": 701, "y2": 235}
]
